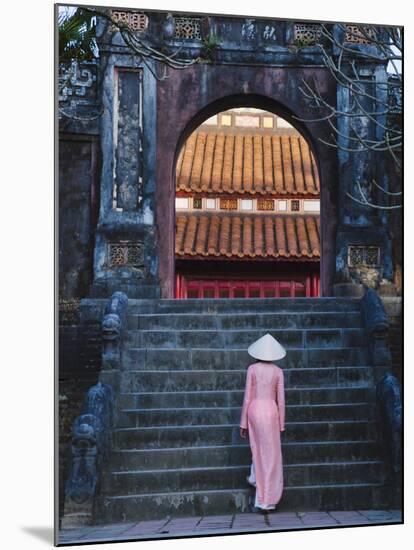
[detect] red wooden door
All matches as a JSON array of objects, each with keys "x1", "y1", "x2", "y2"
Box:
[{"x1": 176, "y1": 275, "x2": 320, "y2": 299}]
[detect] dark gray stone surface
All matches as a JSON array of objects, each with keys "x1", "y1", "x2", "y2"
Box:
[
  {"x1": 89, "y1": 297, "x2": 394, "y2": 522},
  {"x1": 59, "y1": 136, "x2": 99, "y2": 299}
]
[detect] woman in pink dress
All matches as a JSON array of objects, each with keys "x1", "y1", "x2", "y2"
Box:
[{"x1": 240, "y1": 333, "x2": 286, "y2": 513}]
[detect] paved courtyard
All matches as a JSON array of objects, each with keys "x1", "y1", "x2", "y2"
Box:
[{"x1": 58, "y1": 509, "x2": 402, "y2": 545}]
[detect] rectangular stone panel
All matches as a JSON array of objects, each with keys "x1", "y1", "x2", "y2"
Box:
[{"x1": 114, "y1": 69, "x2": 143, "y2": 211}]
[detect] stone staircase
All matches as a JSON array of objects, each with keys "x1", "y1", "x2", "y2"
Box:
[{"x1": 94, "y1": 298, "x2": 389, "y2": 523}]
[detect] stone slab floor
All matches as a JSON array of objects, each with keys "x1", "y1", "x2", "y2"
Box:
[{"x1": 58, "y1": 510, "x2": 402, "y2": 545}]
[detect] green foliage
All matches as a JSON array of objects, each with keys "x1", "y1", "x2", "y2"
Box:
[
  {"x1": 59, "y1": 7, "x2": 98, "y2": 62},
  {"x1": 201, "y1": 33, "x2": 221, "y2": 62}
]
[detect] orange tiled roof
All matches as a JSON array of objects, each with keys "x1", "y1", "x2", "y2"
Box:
[
  {"x1": 176, "y1": 213, "x2": 320, "y2": 259},
  {"x1": 176, "y1": 132, "x2": 320, "y2": 196}
]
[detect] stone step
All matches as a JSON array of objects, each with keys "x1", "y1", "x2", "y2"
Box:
[
  {"x1": 117, "y1": 403, "x2": 373, "y2": 428},
  {"x1": 79, "y1": 298, "x2": 362, "y2": 326},
  {"x1": 110, "y1": 440, "x2": 381, "y2": 470},
  {"x1": 112, "y1": 420, "x2": 377, "y2": 449},
  {"x1": 118, "y1": 387, "x2": 375, "y2": 408},
  {"x1": 125, "y1": 328, "x2": 366, "y2": 349},
  {"x1": 102, "y1": 461, "x2": 385, "y2": 496},
  {"x1": 123, "y1": 348, "x2": 369, "y2": 371},
  {"x1": 126, "y1": 297, "x2": 362, "y2": 314},
  {"x1": 127, "y1": 311, "x2": 363, "y2": 331},
  {"x1": 120, "y1": 367, "x2": 373, "y2": 392},
  {"x1": 95, "y1": 483, "x2": 390, "y2": 522}
]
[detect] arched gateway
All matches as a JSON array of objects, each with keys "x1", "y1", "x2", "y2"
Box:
[
  {"x1": 88, "y1": 16, "x2": 394, "y2": 300},
  {"x1": 159, "y1": 86, "x2": 337, "y2": 299}
]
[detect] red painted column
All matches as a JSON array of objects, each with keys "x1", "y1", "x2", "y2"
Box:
[
  {"x1": 312, "y1": 274, "x2": 318, "y2": 297},
  {"x1": 175, "y1": 274, "x2": 179, "y2": 299},
  {"x1": 306, "y1": 276, "x2": 311, "y2": 297}
]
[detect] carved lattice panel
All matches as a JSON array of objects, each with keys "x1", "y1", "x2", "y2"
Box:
[
  {"x1": 348, "y1": 246, "x2": 380, "y2": 267},
  {"x1": 174, "y1": 17, "x2": 202, "y2": 40},
  {"x1": 193, "y1": 197, "x2": 202, "y2": 209},
  {"x1": 290, "y1": 199, "x2": 301, "y2": 212},
  {"x1": 294, "y1": 24, "x2": 322, "y2": 45},
  {"x1": 348, "y1": 246, "x2": 364, "y2": 267},
  {"x1": 108, "y1": 242, "x2": 144, "y2": 267},
  {"x1": 345, "y1": 25, "x2": 373, "y2": 44},
  {"x1": 108, "y1": 244, "x2": 127, "y2": 266},
  {"x1": 220, "y1": 198, "x2": 238, "y2": 210},
  {"x1": 110, "y1": 11, "x2": 149, "y2": 32},
  {"x1": 345, "y1": 25, "x2": 375, "y2": 44},
  {"x1": 257, "y1": 199, "x2": 275, "y2": 211},
  {"x1": 365, "y1": 246, "x2": 380, "y2": 267}
]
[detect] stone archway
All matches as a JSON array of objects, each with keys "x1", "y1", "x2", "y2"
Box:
[{"x1": 155, "y1": 64, "x2": 338, "y2": 298}]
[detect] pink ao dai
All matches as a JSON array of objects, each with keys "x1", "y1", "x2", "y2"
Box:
[{"x1": 240, "y1": 361, "x2": 285, "y2": 508}]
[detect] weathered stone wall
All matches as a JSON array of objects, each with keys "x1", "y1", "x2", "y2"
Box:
[
  {"x1": 59, "y1": 135, "x2": 100, "y2": 299},
  {"x1": 58, "y1": 304, "x2": 103, "y2": 524},
  {"x1": 383, "y1": 298, "x2": 403, "y2": 384},
  {"x1": 87, "y1": 25, "x2": 160, "y2": 299},
  {"x1": 58, "y1": 133, "x2": 102, "y2": 525}
]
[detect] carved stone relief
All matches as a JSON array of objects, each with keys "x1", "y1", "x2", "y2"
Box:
[
  {"x1": 241, "y1": 19, "x2": 257, "y2": 41},
  {"x1": 114, "y1": 70, "x2": 143, "y2": 211}
]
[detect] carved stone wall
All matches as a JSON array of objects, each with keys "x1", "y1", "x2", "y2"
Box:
[
  {"x1": 89, "y1": 49, "x2": 159, "y2": 299},
  {"x1": 334, "y1": 61, "x2": 394, "y2": 294}
]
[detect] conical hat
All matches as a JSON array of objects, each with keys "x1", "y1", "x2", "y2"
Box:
[{"x1": 248, "y1": 333, "x2": 286, "y2": 361}]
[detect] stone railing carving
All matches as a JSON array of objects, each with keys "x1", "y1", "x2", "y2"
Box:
[
  {"x1": 61, "y1": 291, "x2": 128, "y2": 528},
  {"x1": 61, "y1": 382, "x2": 114, "y2": 527},
  {"x1": 375, "y1": 372, "x2": 402, "y2": 483},
  {"x1": 360, "y1": 287, "x2": 392, "y2": 374},
  {"x1": 101, "y1": 291, "x2": 129, "y2": 370}
]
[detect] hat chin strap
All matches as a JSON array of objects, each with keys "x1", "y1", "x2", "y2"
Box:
[{"x1": 249, "y1": 352, "x2": 286, "y2": 361}]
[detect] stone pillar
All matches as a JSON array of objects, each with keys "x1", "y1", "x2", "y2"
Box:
[
  {"x1": 333, "y1": 28, "x2": 395, "y2": 297},
  {"x1": 90, "y1": 20, "x2": 160, "y2": 299}
]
